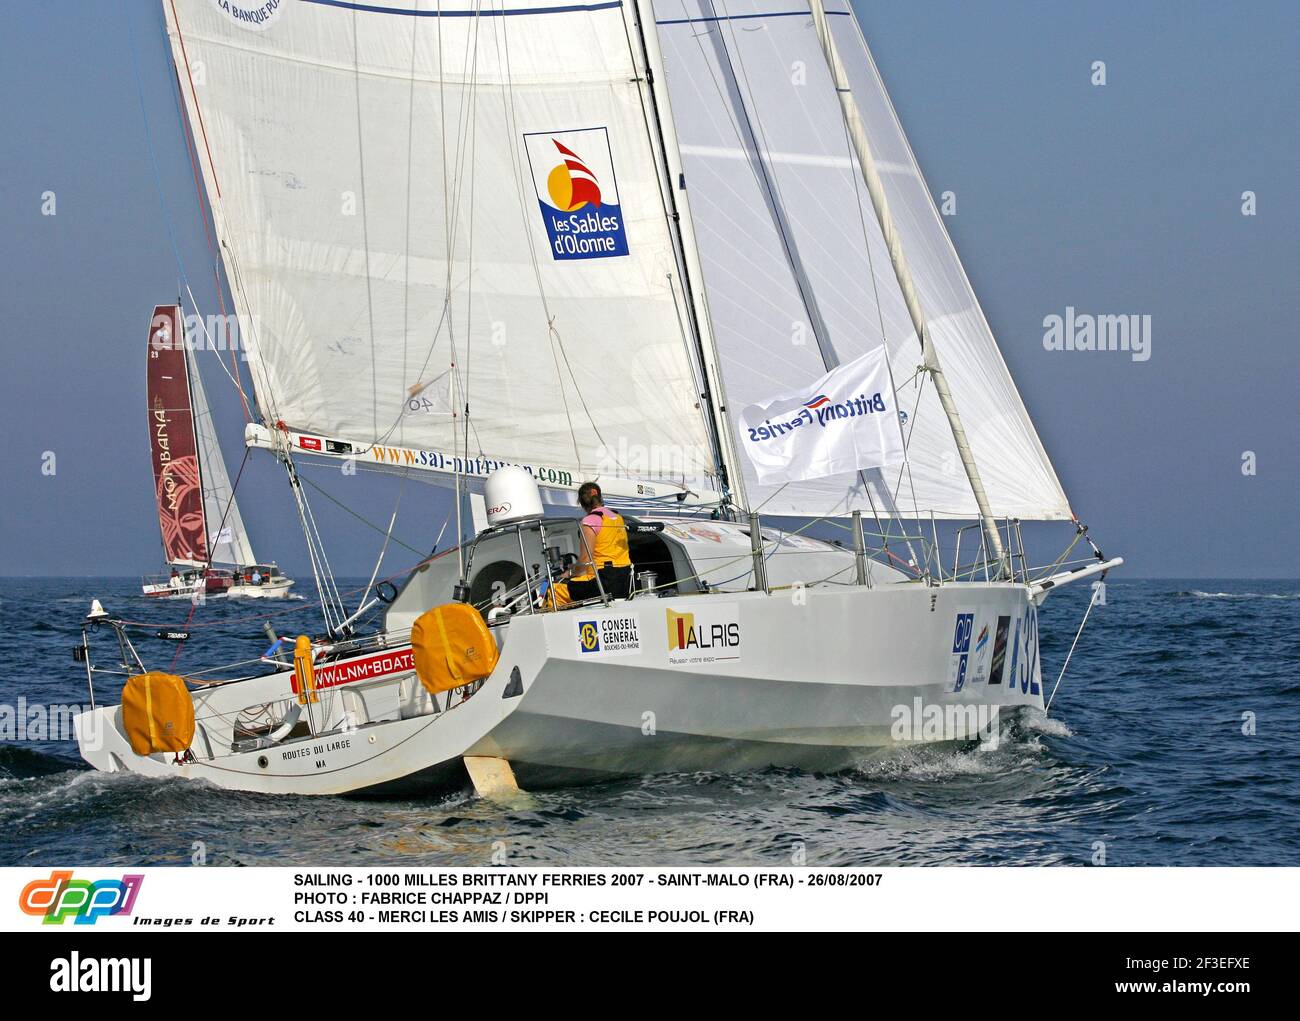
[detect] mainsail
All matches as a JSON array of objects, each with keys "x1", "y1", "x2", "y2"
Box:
[
  {"x1": 146, "y1": 304, "x2": 256, "y2": 569},
  {"x1": 147, "y1": 305, "x2": 207, "y2": 566},
  {"x1": 164, "y1": 0, "x2": 717, "y2": 498},
  {"x1": 650, "y1": 0, "x2": 1071, "y2": 520}
]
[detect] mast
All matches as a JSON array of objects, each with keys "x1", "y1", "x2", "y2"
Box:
[
  {"x1": 805, "y1": 0, "x2": 1006, "y2": 569},
  {"x1": 629, "y1": 0, "x2": 747, "y2": 515}
]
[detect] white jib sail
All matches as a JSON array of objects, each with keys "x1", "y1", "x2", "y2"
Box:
[
  {"x1": 651, "y1": 0, "x2": 1071, "y2": 520},
  {"x1": 164, "y1": 0, "x2": 717, "y2": 499},
  {"x1": 187, "y1": 343, "x2": 257, "y2": 567}
]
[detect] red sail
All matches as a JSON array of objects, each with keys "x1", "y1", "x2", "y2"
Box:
[{"x1": 146, "y1": 305, "x2": 207, "y2": 566}]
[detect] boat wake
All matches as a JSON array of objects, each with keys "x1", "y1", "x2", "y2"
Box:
[
  {"x1": 848, "y1": 707, "x2": 1071, "y2": 783},
  {"x1": 1179, "y1": 590, "x2": 1300, "y2": 600}
]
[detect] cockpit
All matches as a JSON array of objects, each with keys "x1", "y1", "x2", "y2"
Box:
[{"x1": 382, "y1": 514, "x2": 702, "y2": 635}]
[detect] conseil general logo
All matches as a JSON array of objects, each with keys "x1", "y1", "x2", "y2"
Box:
[
  {"x1": 18, "y1": 870, "x2": 145, "y2": 925},
  {"x1": 578, "y1": 620, "x2": 601, "y2": 653}
]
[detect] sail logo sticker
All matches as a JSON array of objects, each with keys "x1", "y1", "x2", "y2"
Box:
[
  {"x1": 576, "y1": 612, "x2": 641, "y2": 657},
  {"x1": 1015, "y1": 605, "x2": 1041, "y2": 696},
  {"x1": 313, "y1": 648, "x2": 416, "y2": 691},
  {"x1": 988, "y1": 615, "x2": 1012, "y2": 687},
  {"x1": 949, "y1": 612, "x2": 974, "y2": 692},
  {"x1": 665, "y1": 604, "x2": 741, "y2": 666},
  {"x1": 524, "y1": 129, "x2": 629, "y2": 260},
  {"x1": 19, "y1": 871, "x2": 144, "y2": 925},
  {"x1": 213, "y1": 0, "x2": 287, "y2": 32},
  {"x1": 738, "y1": 346, "x2": 905, "y2": 485},
  {"x1": 969, "y1": 619, "x2": 992, "y2": 685}
]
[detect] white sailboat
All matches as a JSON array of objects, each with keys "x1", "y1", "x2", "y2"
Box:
[
  {"x1": 140, "y1": 304, "x2": 294, "y2": 600},
  {"x1": 76, "y1": 0, "x2": 1118, "y2": 795}
]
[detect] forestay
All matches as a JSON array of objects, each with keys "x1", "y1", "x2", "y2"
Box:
[
  {"x1": 165, "y1": 0, "x2": 714, "y2": 495},
  {"x1": 651, "y1": 0, "x2": 1071, "y2": 520}
]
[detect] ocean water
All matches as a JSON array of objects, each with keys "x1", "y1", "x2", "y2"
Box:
[{"x1": 0, "y1": 577, "x2": 1296, "y2": 867}]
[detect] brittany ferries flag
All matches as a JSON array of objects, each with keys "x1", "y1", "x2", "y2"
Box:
[{"x1": 739, "y1": 346, "x2": 906, "y2": 484}]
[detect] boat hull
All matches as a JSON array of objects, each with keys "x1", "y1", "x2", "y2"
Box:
[
  {"x1": 472, "y1": 582, "x2": 1042, "y2": 780},
  {"x1": 227, "y1": 578, "x2": 295, "y2": 599},
  {"x1": 74, "y1": 582, "x2": 1044, "y2": 795}
]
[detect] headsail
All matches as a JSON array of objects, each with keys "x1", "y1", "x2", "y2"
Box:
[
  {"x1": 187, "y1": 342, "x2": 257, "y2": 567},
  {"x1": 650, "y1": 0, "x2": 1071, "y2": 520},
  {"x1": 164, "y1": 0, "x2": 717, "y2": 499},
  {"x1": 146, "y1": 305, "x2": 206, "y2": 566}
]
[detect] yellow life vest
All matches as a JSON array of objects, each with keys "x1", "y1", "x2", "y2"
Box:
[{"x1": 572, "y1": 507, "x2": 631, "y2": 581}]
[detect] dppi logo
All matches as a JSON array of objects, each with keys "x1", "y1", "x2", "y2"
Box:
[
  {"x1": 578, "y1": 620, "x2": 601, "y2": 654},
  {"x1": 20, "y1": 870, "x2": 144, "y2": 925},
  {"x1": 950, "y1": 612, "x2": 974, "y2": 692},
  {"x1": 526, "y1": 128, "x2": 629, "y2": 261}
]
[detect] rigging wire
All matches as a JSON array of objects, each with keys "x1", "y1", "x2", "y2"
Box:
[
  {"x1": 630, "y1": 5, "x2": 758, "y2": 501},
  {"x1": 294, "y1": 470, "x2": 429, "y2": 557},
  {"x1": 350, "y1": 8, "x2": 381, "y2": 442},
  {"x1": 284, "y1": 456, "x2": 349, "y2": 635},
  {"x1": 493, "y1": 9, "x2": 589, "y2": 477},
  {"x1": 166, "y1": 48, "x2": 252, "y2": 422},
  {"x1": 184, "y1": 282, "x2": 247, "y2": 399},
  {"x1": 167, "y1": 448, "x2": 251, "y2": 671},
  {"x1": 1046, "y1": 584, "x2": 1100, "y2": 714},
  {"x1": 165, "y1": 2, "x2": 282, "y2": 430},
  {"x1": 694, "y1": 0, "x2": 832, "y2": 360},
  {"x1": 400, "y1": 2, "x2": 422, "y2": 446}
]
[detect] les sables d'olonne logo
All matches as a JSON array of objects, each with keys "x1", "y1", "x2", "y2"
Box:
[
  {"x1": 524, "y1": 128, "x2": 629, "y2": 261},
  {"x1": 19, "y1": 870, "x2": 144, "y2": 925}
]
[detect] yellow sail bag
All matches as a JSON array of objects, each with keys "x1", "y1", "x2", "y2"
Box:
[
  {"x1": 121, "y1": 672, "x2": 195, "y2": 755},
  {"x1": 411, "y1": 604, "x2": 500, "y2": 694}
]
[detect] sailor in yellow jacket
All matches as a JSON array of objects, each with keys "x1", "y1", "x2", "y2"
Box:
[{"x1": 567, "y1": 481, "x2": 633, "y2": 601}]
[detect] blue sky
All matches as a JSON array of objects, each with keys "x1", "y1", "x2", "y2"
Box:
[{"x1": 0, "y1": 0, "x2": 1295, "y2": 578}]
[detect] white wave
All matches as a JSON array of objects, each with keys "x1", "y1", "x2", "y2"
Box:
[
  {"x1": 1019, "y1": 710, "x2": 1073, "y2": 738},
  {"x1": 1185, "y1": 590, "x2": 1299, "y2": 600},
  {"x1": 854, "y1": 742, "x2": 1025, "y2": 781}
]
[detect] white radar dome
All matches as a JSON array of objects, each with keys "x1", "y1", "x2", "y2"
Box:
[{"x1": 483, "y1": 466, "x2": 544, "y2": 526}]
